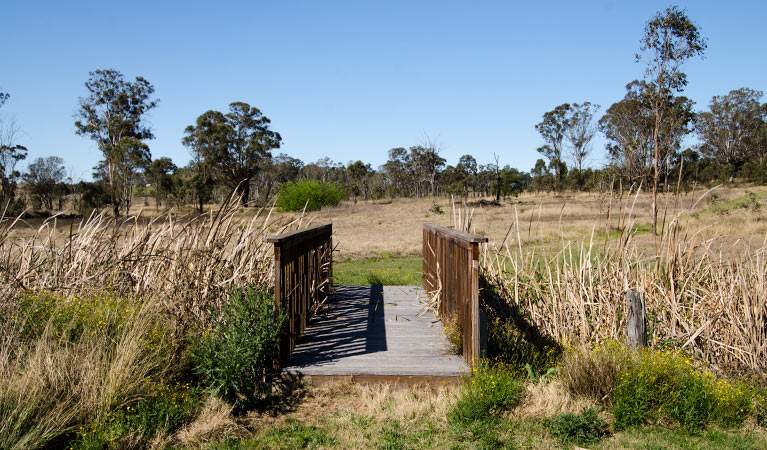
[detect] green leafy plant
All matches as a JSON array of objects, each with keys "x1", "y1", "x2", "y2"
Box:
[
  {"x1": 612, "y1": 349, "x2": 754, "y2": 430},
  {"x1": 192, "y1": 287, "x2": 285, "y2": 408},
  {"x1": 448, "y1": 361, "x2": 525, "y2": 431},
  {"x1": 10, "y1": 290, "x2": 141, "y2": 342},
  {"x1": 71, "y1": 381, "x2": 199, "y2": 449},
  {"x1": 429, "y1": 201, "x2": 444, "y2": 215},
  {"x1": 276, "y1": 180, "x2": 344, "y2": 211},
  {"x1": 546, "y1": 407, "x2": 610, "y2": 446}
]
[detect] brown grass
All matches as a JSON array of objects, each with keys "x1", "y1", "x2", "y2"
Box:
[
  {"x1": 0, "y1": 195, "x2": 309, "y2": 327},
  {"x1": 0, "y1": 298, "x2": 170, "y2": 449}
]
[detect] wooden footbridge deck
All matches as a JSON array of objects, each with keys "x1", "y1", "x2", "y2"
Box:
[
  {"x1": 285, "y1": 285, "x2": 468, "y2": 383},
  {"x1": 267, "y1": 223, "x2": 486, "y2": 384}
]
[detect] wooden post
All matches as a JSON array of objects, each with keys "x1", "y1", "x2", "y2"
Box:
[{"x1": 626, "y1": 290, "x2": 647, "y2": 348}]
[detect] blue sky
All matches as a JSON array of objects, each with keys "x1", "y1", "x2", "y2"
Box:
[{"x1": 2, "y1": 1, "x2": 765, "y2": 181}]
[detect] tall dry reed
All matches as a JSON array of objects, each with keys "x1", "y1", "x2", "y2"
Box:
[
  {"x1": 481, "y1": 189, "x2": 767, "y2": 377},
  {"x1": 0, "y1": 196, "x2": 307, "y2": 327}
]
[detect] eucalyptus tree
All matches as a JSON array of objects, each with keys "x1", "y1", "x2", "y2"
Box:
[
  {"x1": 696, "y1": 88, "x2": 766, "y2": 173},
  {"x1": 382, "y1": 147, "x2": 411, "y2": 197},
  {"x1": 22, "y1": 156, "x2": 67, "y2": 210},
  {"x1": 565, "y1": 102, "x2": 600, "y2": 172},
  {"x1": 409, "y1": 143, "x2": 445, "y2": 198},
  {"x1": 637, "y1": 6, "x2": 706, "y2": 234},
  {"x1": 75, "y1": 69, "x2": 158, "y2": 217},
  {"x1": 183, "y1": 102, "x2": 282, "y2": 206},
  {"x1": 600, "y1": 80, "x2": 694, "y2": 188},
  {"x1": 0, "y1": 91, "x2": 28, "y2": 212},
  {"x1": 535, "y1": 103, "x2": 571, "y2": 183}
]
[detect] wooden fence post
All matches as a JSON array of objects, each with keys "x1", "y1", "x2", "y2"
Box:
[{"x1": 626, "y1": 290, "x2": 647, "y2": 348}]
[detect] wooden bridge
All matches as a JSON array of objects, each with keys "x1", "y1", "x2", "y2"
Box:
[{"x1": 266, "y1": 223, "x2": 487, "y2": 384}]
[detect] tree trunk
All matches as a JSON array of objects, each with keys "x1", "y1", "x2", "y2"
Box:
[{"x1": 240, "y1": 178, "x2": 251, "y2": 206}]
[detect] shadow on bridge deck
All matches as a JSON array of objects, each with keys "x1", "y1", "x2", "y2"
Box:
[{"x1": 285, "y1": 285, "x2": 468, "y2": 384}]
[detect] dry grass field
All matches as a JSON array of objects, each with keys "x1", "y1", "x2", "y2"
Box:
[{"x1": 271, "y1": 184, "x2": 767, "y2": 260}]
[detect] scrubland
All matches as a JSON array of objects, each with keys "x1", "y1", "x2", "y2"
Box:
[{"x1": 1, "y1": 185, "x2": 767, "y2": 448}]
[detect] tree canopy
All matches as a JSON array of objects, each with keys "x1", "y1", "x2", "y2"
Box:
[
  {"x1": 74, "y1": 69, "x2": 158, "y2": 217},
  {"x1": 182, "y1": 102, "x2": 282, "y2": 205}
]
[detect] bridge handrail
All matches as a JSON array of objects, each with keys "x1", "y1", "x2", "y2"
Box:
[
  {"x1": 268, "y1": 223, "x2": 333, "y2": 368},
  {"x1": 422, "y1": 223, "x2": 487, "y2": 368}
]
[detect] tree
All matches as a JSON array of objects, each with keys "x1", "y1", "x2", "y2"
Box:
[
  {"x1": 75, "y1": 69, "x2": 158, "y2": 217},
  {"x1": 181, "y1": 161, "x2": 215, "y2": 213},
  {"x1": 254, "y1": 153, "x2": 303, "y2": 202},
  {"x1": 183, "y1": 102, "x2": 282, "y2": 206},
  {"x1": 146, "y1": 157, "x2": 179, "y2": 207},
  {"x1": 346, "y1": 160, "x2": 373, "y2": 200},
  {"x1": 22, "y1": 156, "x2": 67, "y2": 210},
  {"x1": 637, "y1": 6, "x2": 706, "y2": 234},
  {"x1": 382, "y1": 147, "x2": 411, "y2": 197},
  {"x1": 0, "y1": 92, "x2": 27, "y2": 212},
  {"x1": 565, "y1": 102, "x2": 600, "y2": 171},
  {"x1": 535, "y1": 103, "x2": 571, "y2": 183},
  {"x1": 601, "y1": 80, "x2": 694, "y2": 189},
  {"x1": 600, "y1": 81, "x2": 656, "y2": 184},
  {"x1": 696, "y1": 88, "x2": 766, "y2": 174},
  {"x1": 409, "y1": 140, "x2": 445, "y2": 198},
  {"x1": 456, "y1": 154, "x2": 478, "y2": 196}
]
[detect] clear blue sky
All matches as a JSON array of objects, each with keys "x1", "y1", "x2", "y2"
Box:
[{"x1": 2, "y1": 1, "x2": 765, "y2": 181}]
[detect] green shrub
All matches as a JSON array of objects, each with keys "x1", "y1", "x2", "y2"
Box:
[
  {"x1": 612, "y1": 348, "x2": 754, "y2": 430},
  {"x1": 191, "y1": 287, "x2": 285, "y2": 407},
  {"x1": 448, "y1": 361, "x2": 525, "y2": 430},
  {"x1": 546, "y1": 407, "x2": 610, "y2": 446},
  {"x1": 71, "y1": 381, "x2": 199, "y2": 449},
  {"x1": 276, "y1": 180, "x2": 344, "y2": 211}
]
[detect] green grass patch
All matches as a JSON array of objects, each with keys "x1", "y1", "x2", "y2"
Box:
[
  {"x1": 333, "y1": 255, "x2": 422, "y2": 286},
  {"x1": 695, "y1": 190, "x2": 767, "y2": 216},
  {"x1": 595, "y1": 223, "x2": 652, "y2": 239}
]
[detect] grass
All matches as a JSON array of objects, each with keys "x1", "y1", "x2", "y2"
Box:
[
  {"x1": 5, "y1": 188, "x2": 767, "y2": 448},
  {"x1": 333, "y1": 254, "x2": 422, "y2": 286},
  {"x1": 204, "y1": 381, "x2": 766, "y2": 449}
]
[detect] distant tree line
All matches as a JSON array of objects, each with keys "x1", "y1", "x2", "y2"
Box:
[{"x1": 1, "y1": 7, "x2": 765, "y2": 222}]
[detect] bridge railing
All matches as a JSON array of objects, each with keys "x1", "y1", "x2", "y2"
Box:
[
  {"x1": 267, "y1": 223, "x2": 333, "y2": 368},
  {"x1": 422, "y1": 223, "x2": 487, "y2": 368}
]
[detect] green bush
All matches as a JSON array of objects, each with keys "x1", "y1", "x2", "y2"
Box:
[
  {"x1": 448, "y1": 361, "x2": 525, "y2": 430},
  {"x1": 546, "y1": 407, "x2": 610, "y2": 446},
  {"x1": 612, "y1": 349, "x2": 754, "y2": 430},
  {"x1": 191, "y1": 287, "x2": 285, "y2": 407},
  {"x1": 71, "y1": 381, "x2": 199, "y2": 449},
  {"x1": 276, "y1": 180, "x2": 344, "y2": 211}
]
